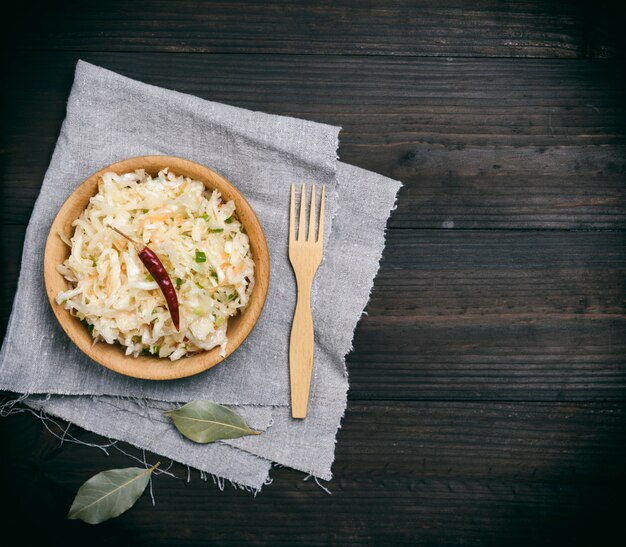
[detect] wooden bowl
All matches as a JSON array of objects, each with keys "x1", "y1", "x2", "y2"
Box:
[{"x1": 43, "y1": 156, "x2": 270, "y2": 380}]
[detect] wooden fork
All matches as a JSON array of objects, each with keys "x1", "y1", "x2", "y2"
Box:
[{"x1": 288, "y1": 183, "x2": 326, "y2": 418}]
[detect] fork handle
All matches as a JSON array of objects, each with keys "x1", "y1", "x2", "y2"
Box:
[{"x1": 289, "y1": 276, "x2": 314, "y2": 418}]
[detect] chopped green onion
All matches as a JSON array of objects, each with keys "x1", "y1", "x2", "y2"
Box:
[
  {"x1": 227, "y1": 292, "x2": 238, "y2": 301},
  {"x1": 145, "y1": 274, "x2": 154, "y2": 281},
  {"x1": 208, "y1": 228, "x2": 224, "y2": 233},
  {"x1": 224, "y1": 216, "x2": 234, "y2": 224},
  {"x1": 210, "y1": 270, "x2": 218, "y2": 282},
  {"x1": 195, "y1": 250, "x2": 207, "y2": 263},
  {"x1": 91, "y1": 258, "x2": 97, "y2": 267},
  {"x1": 195, "y1": 281, "x2": 205, "y2": 290},
  {"x1": 214, "y1": 316, "x2": 225, "y2": 327},
  {"x1": 175, "y1": 277, "x2": 183, "y2": 289},
  {"x1": 200, "y1": 213, "x2": 210, "y2": 222},
  {"x1": 140, "y1": 348, "x2": 152, "y2": 356},
  {"x1": 152, "y1": 346, "x2": 160, "y2": 355},
  {"x1": 142, "y1": 209, "x2": 149, "y2": 214}
]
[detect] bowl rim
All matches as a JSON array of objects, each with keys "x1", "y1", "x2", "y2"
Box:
[{"x1": 43, "y1": 155, "x2": 270, "y2": 380}]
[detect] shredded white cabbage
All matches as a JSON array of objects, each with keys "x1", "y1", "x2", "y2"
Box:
[{"x1": 56, "y1": 168, "x2": 255, "y2": 361}]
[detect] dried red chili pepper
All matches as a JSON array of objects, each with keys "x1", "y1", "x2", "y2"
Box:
[{"x1": 107, "y1": 225, "x2": 180, "y2": 331}]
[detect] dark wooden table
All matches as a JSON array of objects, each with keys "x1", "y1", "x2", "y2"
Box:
[{"x1": 2, "y1": 2, "x2": 625, "y2": 545}]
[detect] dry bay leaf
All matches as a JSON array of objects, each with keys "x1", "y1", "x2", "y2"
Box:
[
  {"x1": 67, "y1": 463, "x2": 160, "y2": 524},
  {"x1": 165, "y1": 400, "x2": 261, "y2": 443}
]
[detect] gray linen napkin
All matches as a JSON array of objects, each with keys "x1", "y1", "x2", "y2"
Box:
[
  {"x1": 0, "y1": 60, "x2": 340, "y2": 404},
  {"x1": 0, "y1": 62, "x2": 401, "y2": 490}
]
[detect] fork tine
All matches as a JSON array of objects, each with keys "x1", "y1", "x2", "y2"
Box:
[
  {"x1": 307, "y1": 184, "x2": 316, "y2": 241},
  {"x1": 298, "y1": 184, "x2": 307, "y2": 241},
  {"x1": 317, "y1": 185, "x2": 326, "y2": 243},
  {"x1": 289, "y1": 184, "x2": 296, "y2": 242}
]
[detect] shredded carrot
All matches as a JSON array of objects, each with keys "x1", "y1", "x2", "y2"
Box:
[
  {"x1": 143, "y1": 213, "x2": 169, "y2": 226},
  {"x1": 207, "y1": 280, "x2": 226, "y2": 292}
]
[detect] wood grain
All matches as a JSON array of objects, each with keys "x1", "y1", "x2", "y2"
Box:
[
  {"x1": 288, "y1": 184, "x2": 325, "y2": 418},
  {"x1": 349, "y1": 314, "x2": 626, "y2": 401},
  {"x1": 3, "y1": 52, "x2": 626, "y2": 229},
  {"x1": 3, "y1": 0, "x2": 608, "y2": 59},
  {"x1": 371, "y1": 230, "x2": 626, "y2": 317},
  {"x1": 2, "y1": 2, "x2": 626, "y2": 545},
  {"x1": 353, "y1": 229, "x2": 626, "y2": 401},
  {"x1": 2, "y1": 402, "x2": 625, "y2": 545}
]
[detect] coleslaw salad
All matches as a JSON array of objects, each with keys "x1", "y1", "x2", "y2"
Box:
[{"x1": 56, "y1": 168, "x2": 255, "y2": 361}]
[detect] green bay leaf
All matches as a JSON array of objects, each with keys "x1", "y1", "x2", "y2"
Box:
[
  {"x1": 165, "y1": 400, "x2": 261, "y2": 443},
  {"x1": 67, "y1": 463, "x2": 159, "y2": 524}
]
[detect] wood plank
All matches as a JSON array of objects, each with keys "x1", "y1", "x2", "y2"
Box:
[
  {"x1": 2, "y1": 52, "x2": 625, "y2": 229},
  {"x1": 379, "y1": 145, "x2": 626, "y2": 229},
  {"x1": 2, "y1": 0, "x2": 599, "y2": 59},
  {"x1": 3, "y1": 225, "x2": 625, "y2": 401},
  {"x1": 350, "y1": 230, "x2": 626, "y2": 401},
  {"x1": 2, "y1": 401, "x2": 625, "y2": 545},
  {"x1": 349, "y1": 314, "x2": 626, "y2": 401},
  {"x1": 371, "y1": 230, "x2": 626, "y2": 317}
]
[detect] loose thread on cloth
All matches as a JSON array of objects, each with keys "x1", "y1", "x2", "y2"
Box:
[
  {"x1": 0, "y1": 393, "x2": 30, "y2": 416},
  {"x1": 1, "y1": 395, "x2": 263, "y2": 503},
  {"x1": 112, "y1": 442, "x2": 176, "y2": 478},
  {"x1": 1, "y1": 396, "x2": 179, "y2": 483},
  {"x1": 303, "y1": 474, "x2": 333, "y2": 496},
  {"x1": 0, "y1": 396, "x2": 117, "y2": 454},
  {"x1": 143, "y1": 449, "x2": 156, "y2": 506}
]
